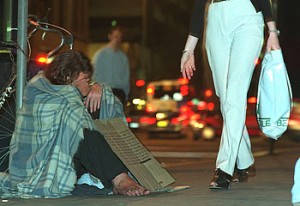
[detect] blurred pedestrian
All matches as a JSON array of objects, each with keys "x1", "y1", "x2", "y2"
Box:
[
  {"x1": 292, "y1": 158, "x2": 300, "y2": 206},
  {"x1": 181, "y1": 0, "x2": 280, "y2": 189},
  {"x1": 92, "y1": 26, "x2": 130, "y2": 106}
]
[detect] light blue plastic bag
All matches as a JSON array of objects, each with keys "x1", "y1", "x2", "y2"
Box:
[{"x1": 256, "y1": 49, "x2": 293, "y2": 140}]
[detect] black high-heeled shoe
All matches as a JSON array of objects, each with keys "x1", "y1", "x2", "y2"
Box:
[
  {"x1": 232, "y1": 164, "x2": 256, "y2": 183},
  {"x1": 232, "y1": 169, "x2": 248, "y2": 182},
  {"x1": 209, "y1": 169, "x2": 232, "y2": 190}
]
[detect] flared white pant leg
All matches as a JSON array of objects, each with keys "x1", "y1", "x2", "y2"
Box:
[{"x1": 205, "y1": 0, "x2": 264, "y2": 175}]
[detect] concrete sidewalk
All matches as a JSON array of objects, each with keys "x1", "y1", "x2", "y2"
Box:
[{"x1": 1, "y1": 139, "x2": 299, "y2": 206}]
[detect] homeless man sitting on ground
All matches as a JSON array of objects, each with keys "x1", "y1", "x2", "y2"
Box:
[{"x1": 0, "y1": 50, "x2": 150, "y2": 198}]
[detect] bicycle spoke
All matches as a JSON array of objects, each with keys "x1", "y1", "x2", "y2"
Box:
[{"x1": 0, "y1": 93, "x2": 15, "y2": 172}]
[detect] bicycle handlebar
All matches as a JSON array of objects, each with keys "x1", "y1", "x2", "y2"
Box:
[
  {"x1": 27, "y1": 17, "x2": 74, "y2": 58},
  {"x1": 0, "y1": 16, "x2": 74, "y2": 58}
]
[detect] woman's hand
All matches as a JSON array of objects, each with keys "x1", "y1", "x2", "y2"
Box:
[
  {"x1": 266, "y1": 21, "x2": 281, "y2": 53},
  {"x1": 266, "y1": 32, "x2": 281, "y2": 53},
  {"x1": 180, "y1": 51, "x2": 196, "y2": 80},
  {"x1": 85, "y1": 83, "x2": 103, "y2": 113}
]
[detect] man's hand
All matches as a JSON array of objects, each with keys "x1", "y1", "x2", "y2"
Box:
[{"x1": 85, "y1": 83, "x2": 103, "y2": 113}]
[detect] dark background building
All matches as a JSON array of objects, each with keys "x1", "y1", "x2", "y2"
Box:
[{"x1": 277, "y1": 0, "x2": 300, "y2": 98}]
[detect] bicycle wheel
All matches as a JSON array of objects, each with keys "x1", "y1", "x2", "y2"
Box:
[
  {"x1": 0, "y1": 53, "x2": 16, "y2": 172},
  {"x1": 0, "y1": 91, "x2": 16, "y2": 172}
]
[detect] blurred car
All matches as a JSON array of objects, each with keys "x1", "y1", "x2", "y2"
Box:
[
  {"x1": 142, "y1": 78, "x2": 218, "y2": 139},
  {"x1": 145, "y1": 78, "x2": 189, "y2": 138},
  {"x1": 287, "y1": 99, "x2": 300, "y2": 141},
  {"x1": 157, "y1": 101, "x2": 217, "y2": 140},
  {"x1": 145, "y1": 78, "x2": 191, "y2": 113},
  {"x1": 125, "y1": 98, "x2": 152, "y2": 130},
  {"x1": 126, "y1": 78, "x2": 261, "y2": 140},
  {"x1": 126, "y1": 78, "x2": 190, "y2": 135}
]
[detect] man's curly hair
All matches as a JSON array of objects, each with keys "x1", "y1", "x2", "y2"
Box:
[{"x1": 45, "y1": 50, "x2": 93, "y2": 85}]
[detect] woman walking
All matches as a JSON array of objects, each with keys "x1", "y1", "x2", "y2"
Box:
[{"x1": 181, "y1": 0, "x2": 280, "y2": 189}]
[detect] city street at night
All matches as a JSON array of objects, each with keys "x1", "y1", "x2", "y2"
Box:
[{"x1": 1, "y1": 0, "x2": 300, "y2": 205}]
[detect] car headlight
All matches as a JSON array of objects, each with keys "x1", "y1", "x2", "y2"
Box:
[
  {"x1": 156, "y1": 112, "x2": 167, "y2": 120},
  {"x1": 191, "y1": 122, "x2": 205, "y2": 129},
  {"x1": 129, "y1": 122, "x2": 140, "y2": 129},
  {"x1": 157, "y1": 120, "x2": 169, "y2": 127},
  {"x1": 202, "y1": 126, "x2": 216, "y2": 140}
]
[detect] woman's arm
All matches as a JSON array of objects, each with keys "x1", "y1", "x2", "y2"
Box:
[
  {"x1": 256, "y1": 0, "x2": 281, "y2": 52},
  {"x1": 180, "y1": 0, "x2": 206, "y2": 79},
  {"x1": 266, "y1": 21, "x2": 281, "y2": 52},
  {"x1": 189, "y1": 0, "x2": 206, "y2": 39}
]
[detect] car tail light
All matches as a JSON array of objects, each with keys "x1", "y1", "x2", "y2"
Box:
[
  {"x1": 171, "y1": 117, "x2": 180, "y2": 125},
  {"x1": 126, "y1": 117, "x2": 132, "y2": 123},
  {"x1": 190, "y1": 113, "x2": 201, "y2": 120},
  {"x1": 36, "y1": 54, "x2": 49, "y2": 64},
  {"x1": 178, "y1": 78, "x2": 189, "y2": 85},
  {"x1": 180, "y1": 85, "x2": 189, "y2": 96},
  {"x1": 248, "y1": 97, "x2": 257, "y2": 104},
  {"x1": 181, "y1": 119, "x2": 190, "y2": 126},
  {"x1": 204, "y1": 89, "x2": 213, "y2": 98},
  {"x1": 179, "y1": 113, "x2": 189, "y2": 121},
  {"x1": 136, "y1": 79, "x2": 145, "y2": 87},
  {"x1": 146, "y1": 85, "x2": 155, "y2": 96},
  {"x1": 186, "y1": 101, "x2": 194, "y2": 106},
  {"x1": 140, "y1": 117, "x2": 156, "y2": 125},
  {"x1": 207, "y1": 102, "x2": 215, "y2": 111},
  {"x1": 146, "y1": 104, "x2": 155, "y2": 113},
  {"x1": 180, "y1": 105, "x2": 191, "y2": 113},
  {"x1": 197, "y1": 101, "x2": 207, "y2": 110}
]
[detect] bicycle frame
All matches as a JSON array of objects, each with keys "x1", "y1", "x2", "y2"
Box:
[{"x1": 0, "y1": 16, "x2": 74, "y2": 110}]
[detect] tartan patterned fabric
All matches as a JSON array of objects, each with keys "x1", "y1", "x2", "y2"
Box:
[
  {"x1": 0, "y1": 72, "x2": 126, "y2": 198},
  {"x1": 98, "y1": 82, "x2": 127, "y2": 123},
  {"x1": 0, "y1": 71, "x2": 127, "y2": 199},
  {"x1": 0, "y1": 72, "x2": 96, "y2": 198}
]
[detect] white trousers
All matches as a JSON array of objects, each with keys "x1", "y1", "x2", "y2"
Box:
[
  {"x1": 206, "y1": 0, "x2": 264, "y2": 175},
  {"x1": 292, "y1": 158, "x2": 300, "y2": 204}
]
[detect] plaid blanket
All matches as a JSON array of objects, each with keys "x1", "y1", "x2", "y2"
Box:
[
  {"x1": 98, "y1": 82, "x2": 126, "y2": 123},
  {"x1": 0, "y1": 72, "x2": 125, "y2": 198}
]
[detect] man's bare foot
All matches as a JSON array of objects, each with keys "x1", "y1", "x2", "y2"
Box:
[{"x1": 112, "y1": 173, "x2": 151, "y2": 196}]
